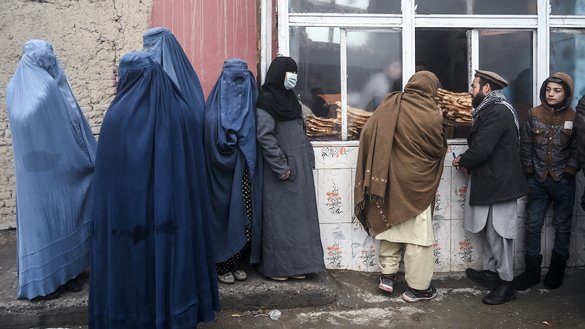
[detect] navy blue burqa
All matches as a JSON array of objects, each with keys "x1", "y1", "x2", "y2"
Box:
[
  {"x1": 89, "y1": 52, "x2": 219, "y2": 329},
  {"x1": 143, "y1": 27, "x2": 205, "y2": 135},
  {"x1": 204, "y1": 58, "x2": 263, "y2": 264}
]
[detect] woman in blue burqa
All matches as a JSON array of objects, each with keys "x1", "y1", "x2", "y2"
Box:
[
  {"x1": 256, "y1": 56, "x2": 325, "y2": 281},
  {"x1": 142, "y1": 27, "x2": 205, "y2": 135},
  {"x1": 6, "y1": 40, "x2": 96, "y2": 300},
  {"x1": 203, "y1": 58, "x2": 263, "y2": 284},
  {"x1": 89, "y1": 52, "x2": 219, "y2": 329}
]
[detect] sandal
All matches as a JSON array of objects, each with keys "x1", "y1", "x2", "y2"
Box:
[
  {"x1": 233, "y1": 269, "x2": 247, "y2": 281},
  {"x1": 218, "y1": 272, "x2": 235, "y2": 284}
]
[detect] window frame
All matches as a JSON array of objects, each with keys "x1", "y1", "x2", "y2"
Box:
[{"x1": 260, "y1": 0, "x2": 585, "y2": 141}]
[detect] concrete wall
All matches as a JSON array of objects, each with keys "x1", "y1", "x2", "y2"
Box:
[{"x1": 0, "y1": 0, "x2": 153, "y2": 229}]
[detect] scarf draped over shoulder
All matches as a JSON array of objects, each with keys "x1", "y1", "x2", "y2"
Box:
[{"x1": 354, "y1": 71, "x2": 447, "y2": 236}]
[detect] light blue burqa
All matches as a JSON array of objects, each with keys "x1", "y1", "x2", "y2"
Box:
[
  {"x1": 143, "y1": 27, "x2": 206, "y2": 134},
  {"x1": 6, "y1": 40, "x2": 96, "y2": 299}
]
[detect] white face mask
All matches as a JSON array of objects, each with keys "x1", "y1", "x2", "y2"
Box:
[{"x1": 284, "y1": 72, "x2": 297, "y2": 90}]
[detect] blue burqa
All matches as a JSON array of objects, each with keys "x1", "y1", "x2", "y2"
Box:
[
  {"x1": 89, "y1": 52, "x2": 219, "y2": 329},
  {"x1": 143, "y1": 27, "x2": 205, "y2": 134},
  {"x1": 5, "y1": 39, "x2": 96, "y2": 299},
  {"x1": 204, "y1": 58, "x2": 263, "y2": 264}
]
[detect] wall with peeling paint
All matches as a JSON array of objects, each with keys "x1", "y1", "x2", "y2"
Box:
[
  {"x1": 0, "y1": 0, "x2": 153, "y2": 229},
  {"x1": 150, "y1": 0, "x2": 259, "y2": 97}
]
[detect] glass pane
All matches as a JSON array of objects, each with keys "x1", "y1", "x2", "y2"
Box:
[
  {"x1": 416, "y1": 29, "x2": 470, "y2": 139},
  {"x1": 479, "y1": 30, "x2": 533, "y2": 125},
  {"x1": 346, "y1": 30, "x2": 401, "y2": 139},
  {"x1": 551, "y1": 30, "x2": 585, "y2": 108},
  {"x1": 289, "y1": 0, "x2": 400, "y2": 14},
  {"x1": 416, "y1": 0, "x2": 536, "y2": 15},
  {"x1": 416, "y1": 30, "x2": 468, "y2": 92},
  {"x1": 290, "y1": 26, "x2": 342, "y2": 140},
  {"x1": 551, "y1": 0, "x2": 585, "y2": 15}
]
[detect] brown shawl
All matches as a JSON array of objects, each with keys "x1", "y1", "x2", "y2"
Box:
[{"x1": 354, "y1": 71, "x2": 448, "y2": 236}]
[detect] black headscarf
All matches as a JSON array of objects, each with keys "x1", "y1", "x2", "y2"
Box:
[{"x1": 256, "y1": 56, "x2": 302, "y2": 121}]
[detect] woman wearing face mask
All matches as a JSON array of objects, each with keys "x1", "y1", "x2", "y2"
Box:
[{"x1": 256, "y1": 56, "x2": 326, "y2": 281}]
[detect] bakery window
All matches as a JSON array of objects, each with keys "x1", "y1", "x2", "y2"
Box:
[
  {"x1": 271, "y1": 0, "x2": 585, "y2": 142},
  {"x1": 289, "y1": 0, "x2": 400, "y2": 14},
  {"x1": 551, "y1": 0, "x2": 585, "y2": 15},
  {"x1": 551, "y1": 29, "x2": 585, "y2": 108},
  {"x1": 415, "y1": 0, "x2": 536, "y2": 15},
  {"x1": 290, "y1": 26, "x2": 342, "y2": 140}
]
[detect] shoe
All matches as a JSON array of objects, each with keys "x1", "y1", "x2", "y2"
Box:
[
  {"x1": 270, "y1": 276, "x2": 289, "y2": 281},
  {"x1": 218, "y1": 272, "x2": 235, "y2": 284},
  {"x1": 233, "y1": 269, "x2": 247, "y2": 281},
  {"x1": 513, "y1": 254, "x2": 542, "y2": 291},
  {"x1": 378, "y1": 273, "x2": 397, "y2": 293},
  {"x1": 465, "y1": 268, "x2": 499, "y2": 290},
  {"x1": 401, "y1": 285, "x2": 437, "y2": 303},
  {"x1": 543, "y1": 251, "x2": 569, "y2": 289},
  {"x1": 290, "y1": 275, "x2": 306, "y2": 279},
  {"x1": 482, "y1": 280, "x2": 515, "y2": 305}
]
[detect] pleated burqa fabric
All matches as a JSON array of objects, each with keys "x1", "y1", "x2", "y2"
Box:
[
  {"x1": 143, "y1": 27, "x2": 205, "y2": 134},
  {"x1": 5, "y1": 39, "x2": 96, "y2": 299},
  {"x1": 203, "y1": 58, "x2": 263, "y2": 264},
  {"x1": 89, "y1": 52, "x2": 219, "y2": 329}
]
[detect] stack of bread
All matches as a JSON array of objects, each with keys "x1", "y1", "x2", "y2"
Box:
[
  {"x1": 435, "y1": 88, "x2": 473, "y2": 123},
  {"x1": 334, "y1": 101, "x2": 372, "y2": 139},
  {"x1": 305, "y1": 115, "x2": 339, "y2": 138}
]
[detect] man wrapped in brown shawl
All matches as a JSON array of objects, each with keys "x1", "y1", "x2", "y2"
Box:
[
  {"x1": 355, "y1": 70, "x2": 447, "y2": 235},
  {"x1": 354, "y1": 70, "x2": 447, "y2": 302}
]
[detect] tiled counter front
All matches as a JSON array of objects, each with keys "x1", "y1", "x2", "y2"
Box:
[{"x1": 312, "y1": 141, "x2": 585, "y2": 273}]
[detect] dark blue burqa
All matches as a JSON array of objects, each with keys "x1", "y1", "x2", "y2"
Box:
[
  {"x1": 204, "y1": 58, "x2": 263, "y2": 264},
  {"x1": 89, "y1": 52, "x2": 219, "y2": 329},
  {"x1": 143, "y1": 27, "x2": 205, "y2": 135}
]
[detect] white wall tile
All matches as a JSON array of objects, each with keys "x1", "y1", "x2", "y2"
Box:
[
  {"x1": 514, "y1": 216, "x2": 526, "y2": 271},
  {"x1": 314, "y1": 146, "x2": 358, "y2": 170},
  {"x1": 350, "y1": 222, "x2": 380, "y2": 272},
  {"x1": 320, "y1": 223, "x2": 353, "y2": 270},
  {"x1": 317, "y1": 169, "x2": 353, "y2": 224},
  {"x1": 451, "y1": 168, "x2": 469, "y2": 220},
  {"x1": 571, "y1": 216, "x2": 585, "y2": 267},
  {"x1": 434, "y1": 168, "x2": 451, "y2": 220},
  {"x1": 433, "y1": 220, "x2": 451, "y2": 272},
  {"x1": 450, "y1": 219, "x2": 482, "y2": 272},
  {"x1": 542, "y1": 216, "x2": 555, "y2": 267}
]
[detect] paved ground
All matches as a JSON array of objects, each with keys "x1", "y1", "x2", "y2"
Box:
[{"x1": 2, "y1": 229, "x2": 585, "y2": 329}]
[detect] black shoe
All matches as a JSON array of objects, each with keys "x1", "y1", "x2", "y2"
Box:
[
  {"x1": 482, "y1": 280, "x2": 515, "y2": 305},
  {"x1": 401, "y1": 285, "x2": 438, "y2": 303},
  {"x1": 378, "y1": 273, "x2": 397, "y2": 293},
  {"x1": 543, "y1": 251, "x2": 569, "y2": 289},
  {"x1": 465, "y1": 268, "x2": 499, "y2": 290},
  {"x1": 513, "y1": 254, "x2": 542, "y2": 291}
]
